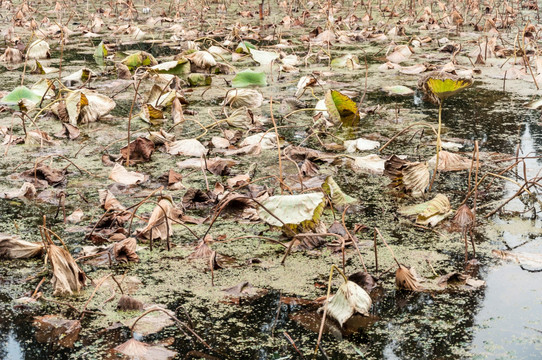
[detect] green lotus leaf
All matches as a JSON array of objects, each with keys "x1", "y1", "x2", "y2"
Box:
[
  {"x1": 232, "y1": 70, "x2": 267, "y2": 88},
  {"x1": 0, "y1": 86, "x2": 42, "y2": 108}
]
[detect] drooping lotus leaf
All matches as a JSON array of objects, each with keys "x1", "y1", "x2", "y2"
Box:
[
  {"x1": 139, "y1": 103, "x2": 165, "y2": 125},
  {"x1": 65, "y1": 90, "x2": 115, "y2": 125},
  {"x1": 321, "y1": 280, "x2": 372, "y2": 326},
  {"x1": 427, "y1": 151, "x2": 472, "y2": 171},
  {"x1": 32, "y1": 59, "x2": 58, "y2": 74},
  {"x1": 94, "y1": 41, "x2": 108, "y2": 58},
  {"x1": 62, "y1": 68, "x2": 95, "y2": 84},
  {"x1": 426, "y1": 77, "x2": 473, "y2": 100},
  {"x1": 324, "y1": 90, "x2": 361, "y2": 127},
  {"x1": 222, "y1": 89, "x2": 263, "y2": 108},
  {"x1": 331, "y1": 54, "x2": 361, "y2": 69},
  {"x1": 121, "y1": 51, "x2": 158, "y2": 70},
  {"x1": 0, "y1": 234, "x2": 44, "y2": 259},
  {"x1": 232, "y1": 70, "x2": 267, "y2": 88},
  {"x1": 65, "y1": 91, "x2": 89, "y2": 125},
  {"x1": 396, "y1": 265, "x2": 421, "y2": 291},
  {"x1": 398, "y1": 193, "x2": 452, "y2": 226},
  {"x1": 186, "y1": 51, "x2": 217, "y2": 69},
  {"x1": 322, "y1": 176, "x2": 357, "y2": 207},
  {"x1": 146, "y1": 85, "x2": 180, "y2": 108},
  {"x1": 258, "y1": 193, "x2": 325, "y2": 228},
  {"x1": 31, "y1": 79, "x2": 55, "y2": 99},
  {"x1": 150, "y1": 59, "x2": 191, "y2": 76},
  {"x1": 235, "y1": 41, "x2": 256, "y2": 54},
  {"x1": 114, "y1": 338, "x2": 177, "y2": 360},
  {"x1": 26, "y1": 39, "x2": 50, "y2": 60}
]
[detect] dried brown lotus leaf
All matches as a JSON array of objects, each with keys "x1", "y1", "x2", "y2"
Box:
[
  {"x1": 453, "y1": 204, "x2": 475, "y2": 231},
  {"x1": 139, "y1": 199, "x2": 174, "y2": 240},
  {"x1": 109, "y1": 164, "x2": 147, "y2": 185},
  {"x1": 116, "y1": 63, "x2": 131, "y2": 79},
  {"x1": 171, "y1": 97, "x2": 185, "y2": 125},
  {"x1": 26, "y1": 39, "x2": 51, "y2": 60},
  {"x1": 120, "y1": 137, "x2": 155, "y2": 165},
  {"x1": 98, "y1": 189, "x2": 126, "y2": 211},
  {"x1": 33, "y1": 315, "x2": 81, "y2": 348},
  {"x1": 123, "y1": 304, "x2": 175, "y2": 336},
  {"x1": 187, "y1": 236, "x2": 214, "y2": 260},
  {"x1": 395, "y1": 265, "x2": 421, "y2": 291},
  {"x1": 113, "y1": 237, "x2": 139, "y2": 262},
  {"x1": 401, "y1": 162, "x2": 430, "y2": 197},
  {"x1": 49, "y1": 244, "x2": 87, "y2": 296},
  {"x1": 117, "y1": 295, "x2": 144, "y2": 311},
  {"x1": 166, "y1": 139, "x2": 208, "y2": 157},
  {"x1": 186, "y1": 50, "x2": 217, "y2": 69},
  {"x1": 20, "y1": 165, "x2": 65, "y2": 187},
  {"x1": 114, "y1": 338, "x2": 177, "y2": 360},
  {"x1": 1, "y1": 47, "x2": 23, "y2": 63},
  {"x1": 0, "y1": 234, "x2": 44, "y2": 259},
  {"x1": 25, "y1": 130, "x2": 55, "y2": 146},
  {"x1": 1, "y1": 182, "x2": 37, "y2": 200},
  {"x1": 398, "y1": 194, "x2": 452, "y2": 226},
  {"x1": 428, "y1": 151, "x2": 472, "y2": 171},
  {"x1": 148, "y1": 128, "x2": 175, "y2": 145},
  {"x1": 66, "y1": 209, "x2": 84, "y2": 224},
  {"x1": 225, "y1": 106, "x2": 255, "y2": 129},
  {"x1": 54, "y1": 123, "x2": 80, "y2": 140}
]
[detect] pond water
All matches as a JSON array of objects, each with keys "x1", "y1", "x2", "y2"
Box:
[{"x1": 1, "y1": 82, "x2": 541, "y2": 359}]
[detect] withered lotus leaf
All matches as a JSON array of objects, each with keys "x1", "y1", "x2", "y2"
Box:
[
  {"x1": 117, "y1": 295, "x2": 144, "y2": 311},
  {"x1": 33, "y1": 315, "x2": 81, "y2": 348},
  {"x1": 114, "y1": 338, "x2": 177, "y2": 360},
  {"x1": 0, "y1": 234, "x2": 44, "y2": 259},
  {"x1": 395, "y1": 265, "x2": 421, "y2": 291},
  {"x1": 138, "y1": 199, "x2": 175, "y2": 241},
  {"x1": 120, "y1": 137, "x2": 155, "y2": 165},
  {"x1": 320, "y1": 280, "x2": 372, "y2": 327},
  {"x1": 49, "y1": 244, "x2": 87, "y2": 296}
]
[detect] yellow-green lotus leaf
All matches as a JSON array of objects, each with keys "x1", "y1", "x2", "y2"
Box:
[
  {"x1": 426, "y1": 78, "x2": 472, "y2": 100},
  {"x1": 324, "y1": 90, "x2": 360, "y2": 127}
]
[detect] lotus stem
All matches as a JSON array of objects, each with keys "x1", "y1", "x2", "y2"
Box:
[{"x1": 429, "y1": 100, "x2": 443, "y2": 191}]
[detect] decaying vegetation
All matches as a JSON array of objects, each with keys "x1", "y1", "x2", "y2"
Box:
[{"x1": 1, "y1": 0, "x2": 542, "y2": 358}]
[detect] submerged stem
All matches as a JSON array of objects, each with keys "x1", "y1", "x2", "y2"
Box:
[{"x1": 429, "y1": 101, "x2": 443, "y2": 191}]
